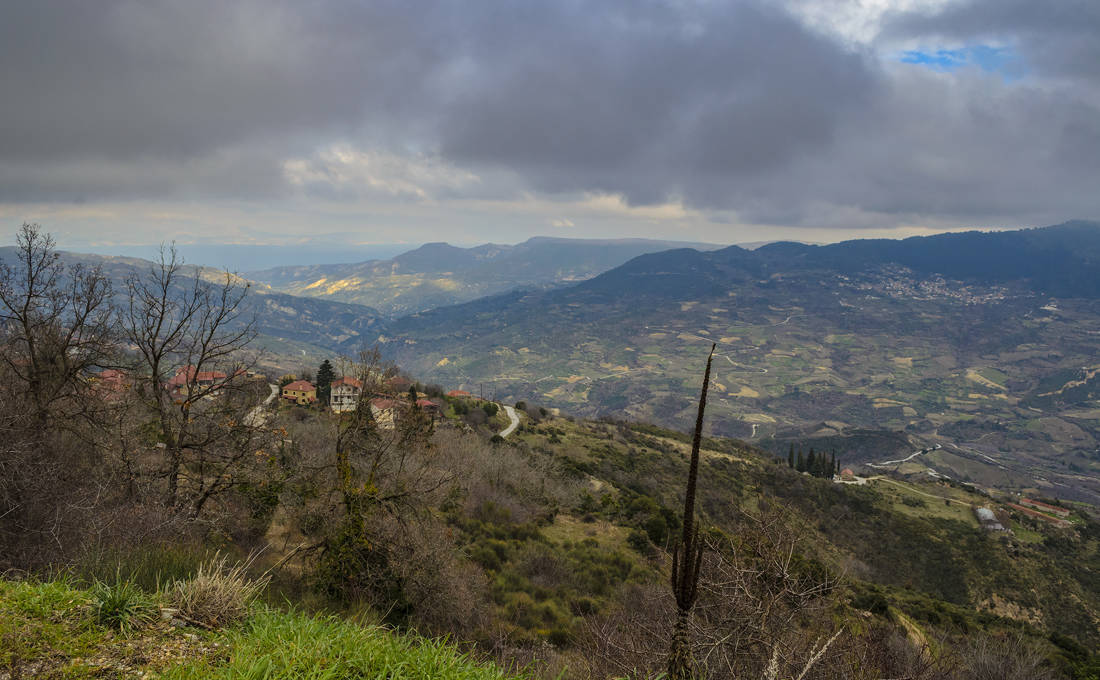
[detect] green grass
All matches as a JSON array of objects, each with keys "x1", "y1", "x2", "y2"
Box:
[
  {"x1": 73, "y1": 542, "x2": 216, "y2": 592},
  {"x1": 164, "y1": 608, "x2": 526, "y2": 680},
  {"x1": 873, "y1": 479, "x2": 979, "y2": 526},
  {"x1": 0, "y1": 578, "x2": 106, "y2": 674},
  {"x1": 1, "y1": 578, "x2": 526, "y2": 680},
  {"x1": 975, "y1": 367, "x2": 1008, "y2": 386}
]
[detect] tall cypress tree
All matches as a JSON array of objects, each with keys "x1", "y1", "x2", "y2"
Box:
[
  {"x1": 796, "y1": 450, "x2": 805, "y2": 472},
  {"x1": 788, "y1": 444, "x2": 795, "y2": 469},
  {"x1": 807, "y1": 449, "x2": 816, "y2": 475},
  {"x1": 316, "y1": 359, "x2": 335, "y2": 405}
]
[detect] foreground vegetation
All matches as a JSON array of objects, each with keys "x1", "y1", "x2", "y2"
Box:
[{"x1": 0, "y1": 577, "x2": 522, "y2": 679}]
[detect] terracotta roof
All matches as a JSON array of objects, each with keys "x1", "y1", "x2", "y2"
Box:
[
  {"x1": 332, "y1": 377, "x2": 362, "y2": 389},
  {"x1": 283, "y1": 380, "x2": 315, "y2": 392},
  {"x1": 167, "y1": 365, "x2": 227, "y2": 387},
  {"x1": 446, "y1": 390, "x2": 471, "y2": 397},
  {"x1": 371, "y1": 398, "x2": 396, "y2": 409},
  {"x1": 96, "y1": 369, "x2": 130, "y2": 395},
  {"x1": 416, "y1": 399, "x2": 438, "y2": 408}
]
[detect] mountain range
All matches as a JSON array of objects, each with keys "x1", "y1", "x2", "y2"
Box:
[
  {"x1": 247, "y1": 236, "x2": 721, "y2": 315},
  {"x1": 377, "y1": 221, "x2": 1100, "y2": 505},
  {"x1": 0, "y1": 248, "x2": 386, "y2": 369}
]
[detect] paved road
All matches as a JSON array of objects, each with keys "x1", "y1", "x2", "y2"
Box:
[
  {"x1": 867, "y1": 445, "x2": 940, "y2": 469},
  {"x1": 499, "y1": 404, "x2": 519, "y2": 438},
  {"x1": 245, "y1": 383, "x2": 279, "y2": 427}
]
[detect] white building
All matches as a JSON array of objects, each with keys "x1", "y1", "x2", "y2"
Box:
[
  {"x1": 975, "y1": 507, "x2": 1006, "y2": 531},
  {"x1": 330, "y1": 376, "x2": 363, "y2": 413}
]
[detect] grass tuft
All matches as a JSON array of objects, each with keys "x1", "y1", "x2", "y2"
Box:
[
  {"x1": 91, "y1": 577, "x2": 157, "y2": 633},
  {"x1": 167, "y1": 553, "x2": 270, "y2": 628}
]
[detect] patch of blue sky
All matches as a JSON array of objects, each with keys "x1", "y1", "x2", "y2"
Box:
[{"x1": 899, "y1": 45, "x2": 1024, "y2": 80}]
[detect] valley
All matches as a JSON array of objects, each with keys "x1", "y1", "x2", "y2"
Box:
[{"x1": 375, "y1": 223, "x2": 1100, "y2": 506}]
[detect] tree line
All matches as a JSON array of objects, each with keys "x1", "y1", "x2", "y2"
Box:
[{"x1": 788, "y1": 444, "x2": 840, "y2": 479}]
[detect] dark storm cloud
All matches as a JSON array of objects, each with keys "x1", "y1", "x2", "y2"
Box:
[
  {"x1": 1, "y1": 0, "x2": 1098, "y2": 228},
  {"x1": 435, "y1": 2, "x2": 877, "y2": 206},
  {"x1": 0, "y1": 1, "x2": 459, "y2": 161}
]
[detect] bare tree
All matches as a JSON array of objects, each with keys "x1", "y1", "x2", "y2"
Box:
[
  {"x1": 119, "y1": 243, "x2": 266, "y2": 515},
  {"x1": 284, "y1": 348, "x2": 455, "y2": 605},
  {"x1": 0, "y1": 223, "x2": 115, "y2": 565},
  {"x1": 0, "y1": 223, "x2": 114, "y2": 430}
]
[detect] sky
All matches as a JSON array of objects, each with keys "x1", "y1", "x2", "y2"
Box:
[{"x1": 1, "y1": 0, "x2": 1098, "y2": 255}]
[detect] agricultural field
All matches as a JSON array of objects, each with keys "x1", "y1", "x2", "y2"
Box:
[{"x1": 386, "y1": 266, "x2": 1100, "y2": 505}]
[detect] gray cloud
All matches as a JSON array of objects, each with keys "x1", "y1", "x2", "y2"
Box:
[
  {"x1": 883, "y1": 0, "x2": 1100, "y2": 82},
  {"x1": 1, "y1": 0, "x2": 1098, "y2": 230},
  {"x1": 437, "y1": 2, "x2": 877, "y2": 207}
]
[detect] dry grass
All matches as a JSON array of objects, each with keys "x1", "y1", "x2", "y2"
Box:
[{"x1": 167, "y1": 553, "x2": 270, "y2": 628}]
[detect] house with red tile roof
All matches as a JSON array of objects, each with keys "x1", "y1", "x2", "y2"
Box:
[
  {"x1": 164, "y1": 365, "x2": 231, "y2": 398},
  {"x1": 94, "y1": 369, "x2": 131, "y2": 400},
  {"x1": 330, "y1": 376, "x2": 363, "y2": 413},
  {"x1": 446, "y1": 389, "x2": 471, "y2": 398},
  {"x1": 167, "y1": 365, "x2": 229, "y2": 387},
  {"x1": 416, "y1": 398, "x2": 441, "y2": 417},
  {"x1": 386, "y1": 376, "x2": 412, "y2": 391},
  {"x1": 370, "y1": 397, "x2": 397, "y2": 428},
  {"x1": 282, "y1": 379, "x2": 316, "y2": 406}
]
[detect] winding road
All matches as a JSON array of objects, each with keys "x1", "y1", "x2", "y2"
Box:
[
  {"x1": 245, "y1": 383, "x2": 279, "y2": 427},
  {"x1": 499, "y1": 404, "x2": 519, "y2": 438},
  {"x1": 867, "y1": 444, "x2": 940, "y2": 469}
]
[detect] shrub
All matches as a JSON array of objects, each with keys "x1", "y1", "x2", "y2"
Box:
[
  {"x1": 92, "y1": 578, "x2": 157, "y2": 633},
  {"x1": 626, "y1": 529, "x2": 654, "y2": 555},
  {"x1": 167, "y1": 553, "x2": 269, "y2": 628},
  {"x1": 851, "y1": 591, "x2": 891, "y2": 617}
]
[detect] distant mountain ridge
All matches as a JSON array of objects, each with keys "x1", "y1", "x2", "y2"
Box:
[
  {"x1": 568, "y1": 220, "x2": 1100, "y2": 301},
  {"x1": 246, "y1": 236, "x2": 722, "y2": 315},
  {"x1": 0, "y1": 247, "x2": 385, "y2": 358}
]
